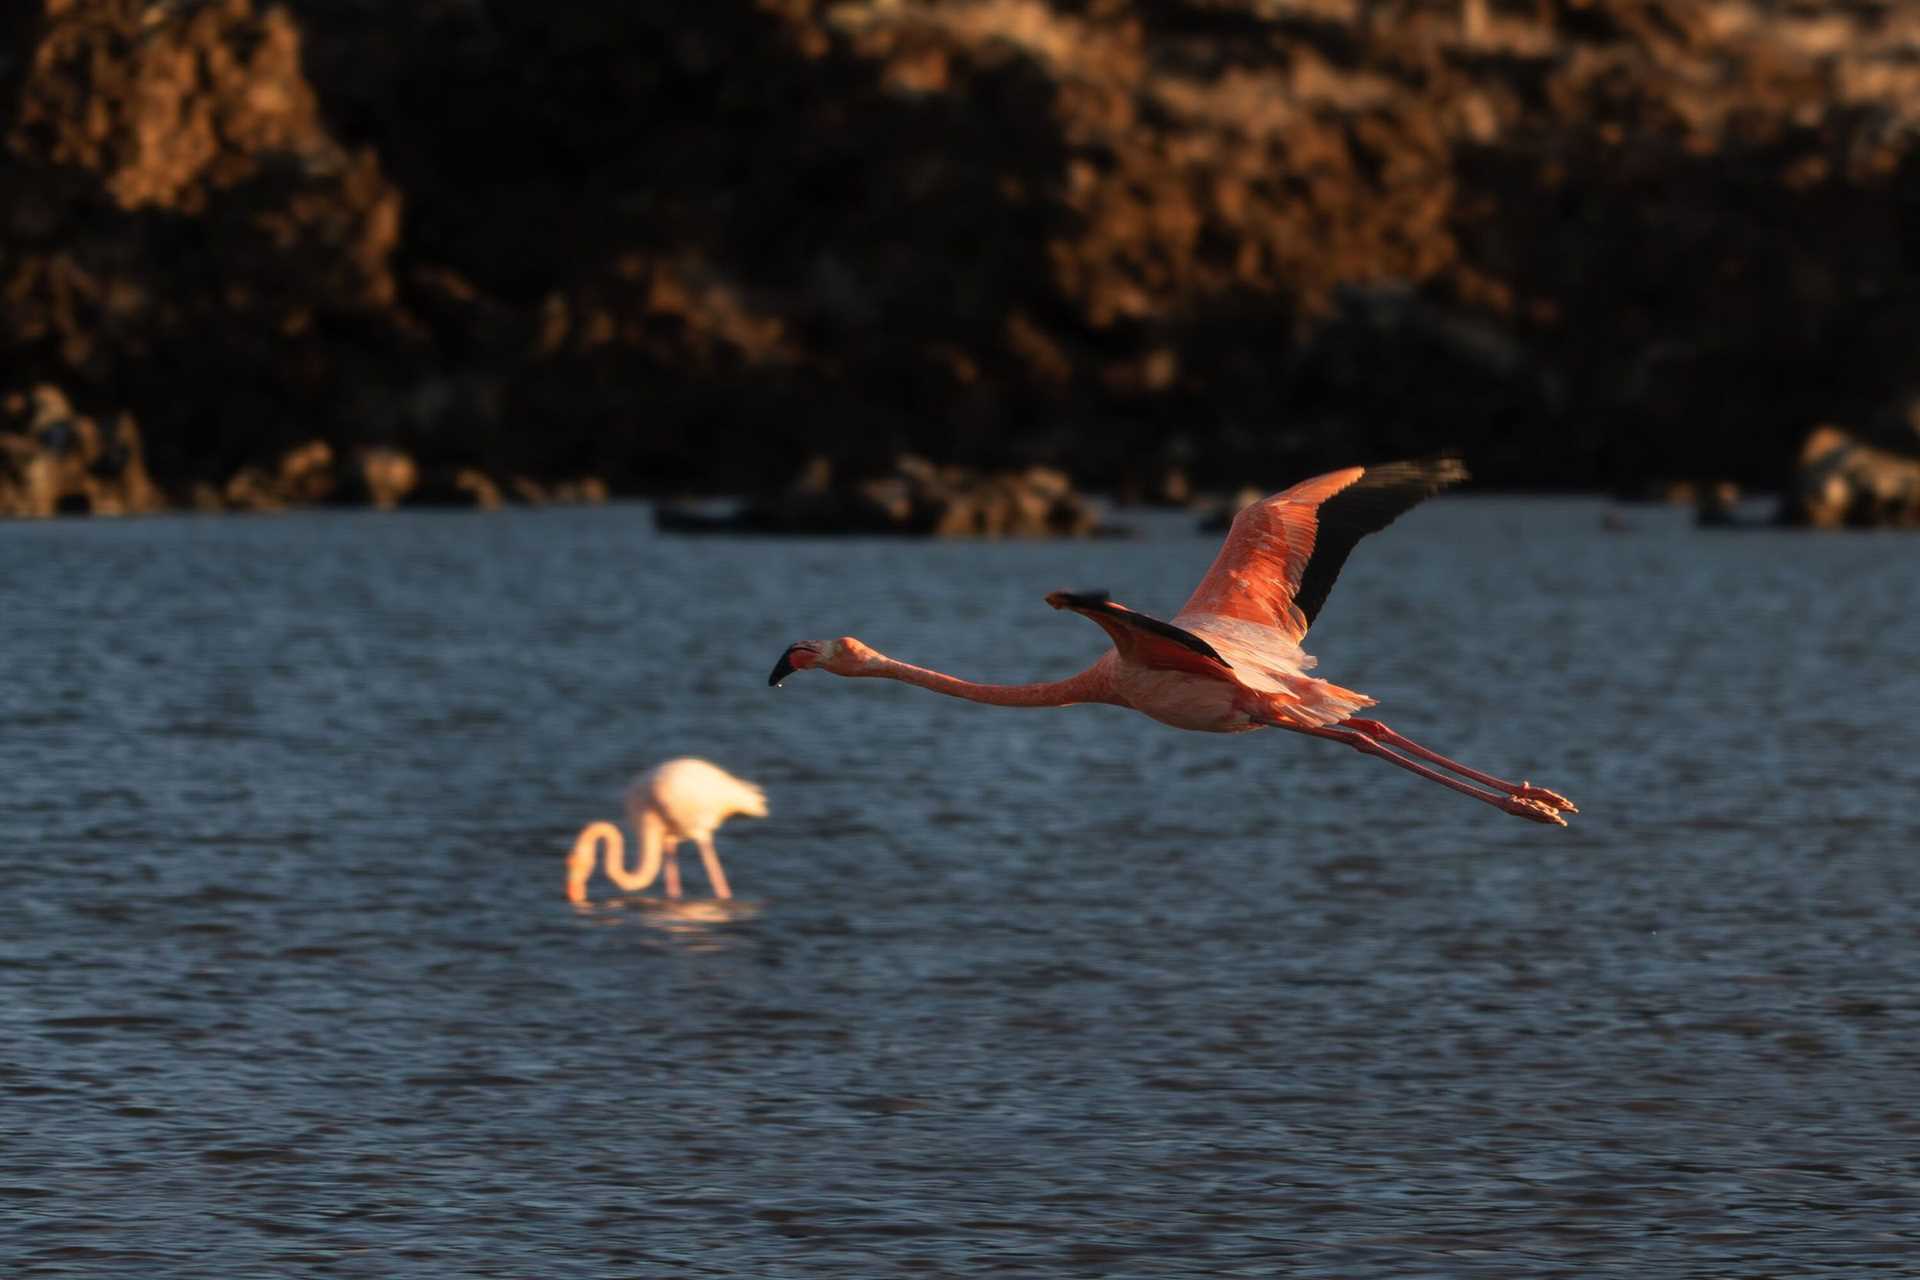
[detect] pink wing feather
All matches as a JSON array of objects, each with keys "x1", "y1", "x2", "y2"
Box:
[
  {"x1": 1041, "y1": 461, "x2": 1462, "y2": 724},
  {"x1": 1176, "y1": 459, "x2": 1469, "y2": 645}
]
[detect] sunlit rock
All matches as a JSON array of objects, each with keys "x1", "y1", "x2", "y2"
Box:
[
  {"x1": 0, "y1": 386, "x2": 164, "y2": 518},
  {"x1": 1785, "y1": 426, "x2": 1920, "y2": 528}
]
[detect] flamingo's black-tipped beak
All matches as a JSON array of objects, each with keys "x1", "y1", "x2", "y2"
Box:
[{"x1": 768, "y1": 646, "x2": 806, "y2": 688}]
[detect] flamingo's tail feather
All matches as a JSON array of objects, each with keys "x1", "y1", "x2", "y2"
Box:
[{"x1": 1257, "y1": 679, "x2": 1376, "y2": 728}]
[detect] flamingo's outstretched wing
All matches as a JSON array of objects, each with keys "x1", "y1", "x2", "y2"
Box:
[
  {"x1": 1176, "y1": 459, "x2": 1468, "y2": 646},
  {"x1": 1044, "y1": 590, "x2": 1236, "y2": 681}
]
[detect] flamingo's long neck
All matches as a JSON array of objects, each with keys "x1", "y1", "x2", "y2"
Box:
[
  {"x1": 865, "y1": 655, "x2": 1117, "y2": 708},
  {"x1": 606, "y1": 808, "x2": 665, "y2": 892}
]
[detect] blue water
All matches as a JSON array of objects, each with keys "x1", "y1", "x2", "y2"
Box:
[{"x1": 4, "y1": 499, "x2": 1919, "y2": 1275}]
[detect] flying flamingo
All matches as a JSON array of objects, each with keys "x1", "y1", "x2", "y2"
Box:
[
  {"x1": 565, "y1": 758, "x2": 768, "y2": 903},
  {"x1": 768, "y1": 459, "x2": 1575, "y2": 824}
]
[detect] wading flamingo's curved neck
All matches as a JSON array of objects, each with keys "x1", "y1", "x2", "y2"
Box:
[
  {"x1": 605, "y1": 808, "x2": 666, "y2": 892},
  {"x1": 865, "y1": 655, "x2": 1118, "y2": 708},
  {"x1": 568, "y1": 816, "x2": 664, "y2": 903}
]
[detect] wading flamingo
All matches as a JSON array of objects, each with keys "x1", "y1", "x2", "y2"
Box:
[
  {"x1": 565, "y1": 758, "x2": 768, "y2": 903},
  {"x1": 768, "y1": 459, "x2": 1575, "y2": 824}
]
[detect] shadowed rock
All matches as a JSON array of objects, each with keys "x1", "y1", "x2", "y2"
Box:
[
  {"x1": 408, "y1": 466, "x2": 503, "y2": 510},
  {"x1": 657, "y1": 455, "x2": 1105, "y2": 537}
]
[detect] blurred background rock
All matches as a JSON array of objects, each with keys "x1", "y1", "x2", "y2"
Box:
[{"x1": 6, "y1": 0, "x2": 1920, "y2": 523}]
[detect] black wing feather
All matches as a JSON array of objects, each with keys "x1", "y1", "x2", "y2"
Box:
[
  {"x1": 1293, "y1": 458, "x2": 1468, "y2": 629},
  {"x1": 1052, "y1": 590, "x2": 1232, "y2": 667}
]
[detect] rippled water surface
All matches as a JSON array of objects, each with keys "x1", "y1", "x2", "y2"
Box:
[{"x1": 5, "y1": 499, "x2": 1920, "y2": 1276}]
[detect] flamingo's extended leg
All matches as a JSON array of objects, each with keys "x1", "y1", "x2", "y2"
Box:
[
  {"x1": 695, "y1": 835, "x2": 733, "y2": 900},
  {"x1": 1261, "y1": 720, "x2": 1567, "y2": 826},
  {"x1": 662, "y1": 841, "x2": 683, "y2": 898},
  {"x1": 1338, "y1": 718, "x2": 1576, "y2": 813}
]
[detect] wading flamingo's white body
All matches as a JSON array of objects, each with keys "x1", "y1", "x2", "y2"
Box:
[
  {"x1": 769, "y1": 459, "x2": 1575, "y2": 825},
  {"x1": 565, "y1": 758, "x2": 768, "y2": 903}
]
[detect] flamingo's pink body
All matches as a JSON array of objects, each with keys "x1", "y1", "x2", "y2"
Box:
[{"x1": 770, "y1": 460, "x2": 1575, "y2": 825}]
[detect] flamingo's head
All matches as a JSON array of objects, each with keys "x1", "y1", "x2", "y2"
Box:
[
  {"x1": 768, "y1": 636, "x2": 879, "y2": 686},
  {"x1": 735, "y1": 783, "x2": 771, "y2": 819},
  {"x1": 566, "y1": 823, "x2": 615, "y2": 906}
]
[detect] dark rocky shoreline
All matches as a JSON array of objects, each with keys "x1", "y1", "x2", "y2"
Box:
[
  {"x1": 6, "y1": 1, "x2": 1920, "y2": 521},
  {"x1": 11, "y1": 379, "x2": 1920, "y2": 531}
]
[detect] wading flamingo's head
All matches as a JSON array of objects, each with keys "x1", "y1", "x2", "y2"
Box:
[
  {"x1": 566, "y1": 821, "x2": 619, "y2": 906},
  {"x1": 565, "y1": 842, "x2": 595, "y2": 905},
  {"x1": 768, "y1": 637, "x2": 880, "y2": 687},
  {"x1": 735, "y1": 784, "x2": 771, "y2": 819}
]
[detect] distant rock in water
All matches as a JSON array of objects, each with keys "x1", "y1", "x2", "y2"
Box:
[
  {"x1": 222, "y1": 439, "x2": 338, "y2": 512},
  {"x1": 1618, "y1": 479, "x2": 1712, "y2": 506},
  {"x1": 0, "y1": 386, "x2": 164, "y2": 518},
  {"x1": 1783, "y1": 426, "x2": 1920, "y2": 528},
  {"x1": 1693, "y1": 481, "x2": 1746, "y2": 527},
  {"x1": 655, "y1": 455, "x2": 1110, "y2": 537},
  {"x1": 410, "y1": 466, "x2": 503, "y2": 511},
  {"x1": 1195, "y1": 487, "x2": 1265, "y2": 534}
]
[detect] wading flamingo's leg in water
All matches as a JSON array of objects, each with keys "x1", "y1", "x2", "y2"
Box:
[
  {"x1": 695, "y1": 835, "x2": 733, "y2": 900},
  {"x1": 1338, "y1": 718, "x2": 1577, "y2": 813},
  {"x1": 662, "y1": 841, "x2": 683, "y2": 899},
  {"x1": 1260, "y1": 720, "x2": 1567, "y2": 826}
]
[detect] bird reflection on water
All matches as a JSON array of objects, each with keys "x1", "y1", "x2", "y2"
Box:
[{"x1": 569, "y1": 890, "x2": 765, "y2": 951}]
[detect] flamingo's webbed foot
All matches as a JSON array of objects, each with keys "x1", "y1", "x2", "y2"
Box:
[
  {"x1": 1503, "y1": 794, "x2": 1568, "y2": 826},
  {"x1": 1514, "y1": 781, "x2": 1577, "y2": 815}
]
